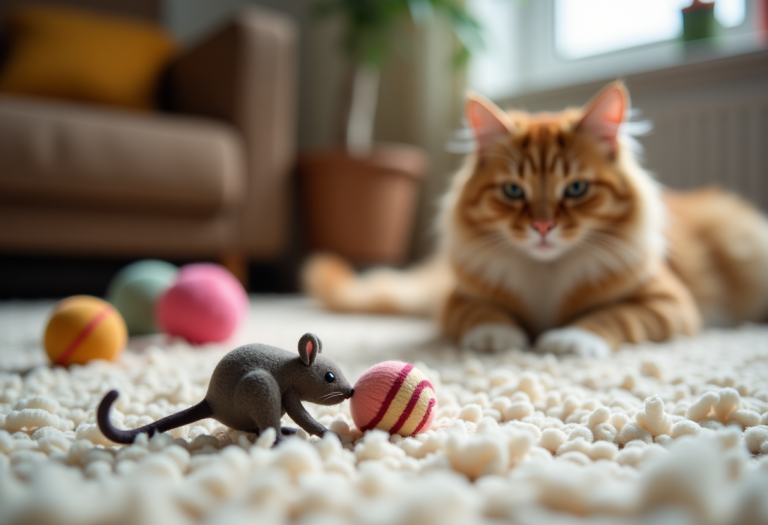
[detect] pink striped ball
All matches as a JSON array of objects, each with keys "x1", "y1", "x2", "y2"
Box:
[{"x1": 350, "y1": 361, "x2": 436, "y2": 436}]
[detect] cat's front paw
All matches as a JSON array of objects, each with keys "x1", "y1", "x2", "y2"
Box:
[
  {"x1": 460, "y1": 324, "x2": 529, "y2": 353},
  {"x1": 536, "y1": 327, "x2": 611, "y2": 358}
]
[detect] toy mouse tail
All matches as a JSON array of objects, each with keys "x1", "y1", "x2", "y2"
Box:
[{"x1": 97, "y1": 390, "x2": 213, "y2": 444}]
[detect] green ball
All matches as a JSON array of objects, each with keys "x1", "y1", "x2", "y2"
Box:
[{"x1": 107, "y1": 260, "x2": 178, "y2": 336}]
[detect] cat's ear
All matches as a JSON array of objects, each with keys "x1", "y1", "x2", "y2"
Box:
[
  {"x1": 577, "y1": 81, "x2": 629, "y2": 156},
  {"x1": 466, "y1": 92, "x2": 513, "y2": 152},
  {"x1": 298, "y1": 333, "x2": 320, "y2": 366}
]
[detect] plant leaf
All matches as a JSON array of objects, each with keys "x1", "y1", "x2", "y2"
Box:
[{"x1": 310, "y1": 0, "x2": 510, "y2": 68}]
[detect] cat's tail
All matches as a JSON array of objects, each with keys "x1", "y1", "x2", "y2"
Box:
[
  {"x1": 301, "y1": 253, "x2": 454, "y2": 317},
  {"x1": 97, "y1": 390, "x2": 213, "y2": 444}
]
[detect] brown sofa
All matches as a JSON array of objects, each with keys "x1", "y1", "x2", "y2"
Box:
[{"x1": 0, "y1": 1, "x2": 297, "y2": 284}]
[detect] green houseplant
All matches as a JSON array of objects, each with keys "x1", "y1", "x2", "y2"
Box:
[{"x1": 299, "y1": 0, "x2": 485, "y2": 266}]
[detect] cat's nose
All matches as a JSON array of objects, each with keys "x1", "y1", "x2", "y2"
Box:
[{"x1": 532, "y1": 221, "x2": 555, "y2": 236}]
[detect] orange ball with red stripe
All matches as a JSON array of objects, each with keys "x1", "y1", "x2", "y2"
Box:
[
  {"x1": 350, "y1": 361, "x2": 437, "y2": 436},
  {"x1": 44, "y1": 296, "x2": 127, "y2": 366}
]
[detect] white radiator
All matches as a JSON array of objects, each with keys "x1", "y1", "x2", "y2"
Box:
[{"x1": 640, "y1": 94, "x2": 768, "y2": 212}]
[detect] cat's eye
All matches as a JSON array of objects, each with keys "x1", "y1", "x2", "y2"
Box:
[
  {"x1": 564, "y1": 181, "x2": 589, "y2": 198},
  {"x1": 324, "y1": 372, "x2": 336, "y2": 383},
  {"x1": 502, "y1": 183, "x2": 525, "y2": 200}
]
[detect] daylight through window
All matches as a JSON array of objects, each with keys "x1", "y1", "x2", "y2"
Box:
[{"x1": 555, "y1": 0, "x2": 746, "y2": 59}]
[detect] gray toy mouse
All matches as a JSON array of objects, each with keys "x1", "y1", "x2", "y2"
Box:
[{"x1": 97, "y1": 333, "x2": 353, "y2": 445}]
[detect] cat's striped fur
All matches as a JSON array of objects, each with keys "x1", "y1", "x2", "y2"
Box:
[{"x1": 304, "y1": 82, "x2": 768, "y2": 356}]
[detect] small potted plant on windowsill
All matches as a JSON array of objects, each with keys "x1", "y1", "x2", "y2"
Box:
[
  {"x1": 298, "y1": 0, "x2": 483, "y2": 266},
  {"x1": 681, "y1": 0, "x2": 719, "y2": 43}
]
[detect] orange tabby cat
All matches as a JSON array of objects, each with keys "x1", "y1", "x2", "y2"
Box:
[{"x1": 304, "y1": 82, "x2": 768, "y2": 357}]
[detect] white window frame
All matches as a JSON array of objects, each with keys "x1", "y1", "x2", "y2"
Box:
[{"x1": 469, "y1": 0, "x2": 762, "y2": 100}]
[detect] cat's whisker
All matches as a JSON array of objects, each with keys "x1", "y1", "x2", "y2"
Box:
[
  {"x1": 592, "y1": 224, "x2": 638, "y2": 238},
  {"x1": 498, "y1": 140, "x2": 522, "y2": 162},
  {"x1": 459, "y1": 231, "x2": 515, "y2": 270},
  {"x1": 578, "y1": 238, "x2": 625, "y2": 274},
  {"x1": 584, "y1": 233, "x2": 636, "y2": 260},
  {"x1": 478, "y1": 241, "x2": 513, "y2": 263},
  {"x1": 466, "y1": 231, "x2": 511, "y2": 253},
  {"x1": 478, "y1": 233, "x2": 515, "y2": 256},
  {"x1": 463, "y1": 242, "x2": 507, "y2": 265},
  {"x1": 586, "y1": 228, "x2": 633, "y2": 245},
  {"x1": 586, "y1": 235, "x2": 635, "y2": 259},
  {"x1": 587, "y1": 232, "x2": 642, "y2": 264},
  {"x1": 585, "y1": 239, "x2": 626, "y2": 269},
  {"x1": 582, "y1": 234, "x2": 643, "y2": 274},
  {"x1": 459, "y1": 233, "x2": 521, "y2": 289},
  {"x1": 480, "y1": 153, "x2": 520, "y2": 166}
]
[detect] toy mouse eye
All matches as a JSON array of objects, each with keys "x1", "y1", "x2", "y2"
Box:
[
  {"x1": 502, "y1": 183, "x2": 525, "y2": 200},
  {"x1": 324, "y1": 372, "x2": 335, "y2": 383}
]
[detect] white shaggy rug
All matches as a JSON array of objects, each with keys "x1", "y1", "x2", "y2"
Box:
[{"x1": 1, "y1": 296, "x2": 767, "y2": 525}]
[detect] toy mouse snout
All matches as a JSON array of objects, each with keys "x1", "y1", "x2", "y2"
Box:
[{"x1": 347, "y1": 388, "x2": 354, "y2": 399}]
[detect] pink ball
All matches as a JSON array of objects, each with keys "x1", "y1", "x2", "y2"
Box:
[
  {"x1": 350, "y1": 361, "x2": 436, "y2": 436},
  {"x1": 157, "y1": 263, "x2": 248, "y2": 344}
]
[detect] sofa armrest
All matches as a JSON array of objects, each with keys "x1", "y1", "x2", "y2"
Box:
[{"x1": 168, "y1": 7, "x2": 297, "y2": 258}]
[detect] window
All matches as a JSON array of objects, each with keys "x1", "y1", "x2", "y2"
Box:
[
  {"x1": 468, "y1": 0, "x2": 758, "y2": 100},
  {"x1": 556, "y1": 0, "x2": 746, "y2": 59}
]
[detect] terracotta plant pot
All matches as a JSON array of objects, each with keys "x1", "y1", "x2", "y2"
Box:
[{"x1": 298, "y1": 143, "x2": 428, "y2": 265}]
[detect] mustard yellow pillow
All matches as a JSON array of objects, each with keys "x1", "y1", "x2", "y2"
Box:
[{"x1": 0, "y1": 5, "x2": 175, "y2": 110}]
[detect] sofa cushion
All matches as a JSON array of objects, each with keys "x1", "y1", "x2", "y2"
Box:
[
  {"x1": 0, "y1": 4, "x2": 175, "y2": 110},
  {"x1": 0, "y1": 95, "x2": 245, "y2": 216}
]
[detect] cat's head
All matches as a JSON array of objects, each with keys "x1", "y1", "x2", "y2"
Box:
[{"x1": 450, "y1": 81, "x2": 659, "y2": 266}]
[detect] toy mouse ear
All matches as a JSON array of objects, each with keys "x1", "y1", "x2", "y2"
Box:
[{"x1": 298, "y1": 333, "x2": 321, "y2": 366}]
